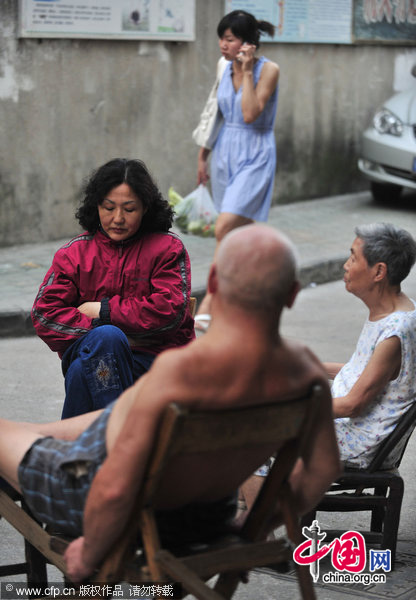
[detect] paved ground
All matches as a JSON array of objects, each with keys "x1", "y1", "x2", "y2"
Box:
[
  {"x1": 2, "y1": 189, "x2": 416, "y2": 336},
  {"x1": 1, "y1": 189, "x2": 416, "y2": 598}
]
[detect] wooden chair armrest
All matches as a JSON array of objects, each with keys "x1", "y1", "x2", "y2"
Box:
[{"x1": 50, "y1": 536, "x2": 71, "y2": 555}]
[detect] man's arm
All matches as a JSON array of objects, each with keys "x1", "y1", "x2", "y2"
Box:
[
  {"x1": 332, "y1": 336, "x2": 401, "y2": 418},
  {"x1": 324, "y1": 362, "x2": 344, "y2": 380},
  {"x1": 64, "y1": 371, "x2": 170, "y2": 582},
  {"x1": 286, "y1": 379, "x2": 341, "y2": 518}
]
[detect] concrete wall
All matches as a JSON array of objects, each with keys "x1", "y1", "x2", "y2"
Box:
[{"x1": 0, "y1": 0, "x2": 415, "y2": 246}]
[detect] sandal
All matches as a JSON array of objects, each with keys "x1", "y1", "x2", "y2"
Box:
[{"x1": 194, "y1": 314, "x2": 212, "y2": 333}]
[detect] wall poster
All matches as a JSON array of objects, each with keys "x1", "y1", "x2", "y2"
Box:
[
  {"x1": 353, "y1": 0, "x2": 416, "y2": 43},
  {"x1": 224, "y1": 0, "x2": 353, "y2": 44},
  {"x1": 18, "y1": 0, "x2": 195, "y2": 41}
]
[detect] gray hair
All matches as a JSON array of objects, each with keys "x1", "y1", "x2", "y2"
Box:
[{"x1": 355, "y1": 223, "x2": 416, "y2": 286}]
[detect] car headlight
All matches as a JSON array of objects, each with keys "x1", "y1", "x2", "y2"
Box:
[{"x1": 373, "y1": 108, "x2": 403, "y2": 136}]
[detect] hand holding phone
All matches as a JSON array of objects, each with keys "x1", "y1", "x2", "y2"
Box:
[{"x1": 237, "y1": 42, "x2": 252, "y2": 62}]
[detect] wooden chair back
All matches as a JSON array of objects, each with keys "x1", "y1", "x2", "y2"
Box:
[
  {"x1": 93, "y1": 384, "x2": 324, "y2": 599},
  {"x1": 189, "y1": 296, "x2": 197, "y2": 318}
]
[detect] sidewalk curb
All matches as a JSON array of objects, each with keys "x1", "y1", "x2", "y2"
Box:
[
  {"x1": 0, "y1": 257, "x2": 346, "y2": 338},
  {"x1": 298, "y1": 255, "x2": 346, "y2": 288},
  {"x1": 0, "y1": 311, "x2": 35, "y2": 338}
]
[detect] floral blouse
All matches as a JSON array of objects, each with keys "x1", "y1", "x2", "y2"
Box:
[{"x1": 333, "y1": 301, "x2": 416, "y2": 468}]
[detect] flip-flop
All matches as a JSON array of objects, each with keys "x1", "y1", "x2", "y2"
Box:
[{"x1": 194, "y1": 314, "x2": 211, "y2": 333}]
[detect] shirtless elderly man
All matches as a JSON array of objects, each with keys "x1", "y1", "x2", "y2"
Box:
[{"x1": 0, "y1": 224, "x2": 340, "y2": 582}]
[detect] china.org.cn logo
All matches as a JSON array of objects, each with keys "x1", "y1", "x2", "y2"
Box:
[{"x1": 293, "y1": 520, "x2": 391, "y2": 586}]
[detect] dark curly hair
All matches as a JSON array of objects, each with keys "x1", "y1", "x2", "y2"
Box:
[
  {"x1": 76, "y1": 158, "x2": 174, "y2": 234},
  {"x1": 217, "y1": 10, "x2": 275, "y2": 49}
]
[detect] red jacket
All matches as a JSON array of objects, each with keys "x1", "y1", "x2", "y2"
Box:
[{"x1": 32, "y1": 230, "x2": 195, "y2": 358}]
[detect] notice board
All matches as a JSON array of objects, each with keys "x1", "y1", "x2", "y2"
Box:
[
  {"x1": 353, "y1": 0, "x2": 416, "y2": 44},
  {"x1": 18, "y1": 0, "x2": 195, "y2": 41},
  {"x1": 224, "y1": 0, "x2": 416, "y2": 45},
  {"x1": 224, "y1": 0, "x2": 353, "y2": 44}
]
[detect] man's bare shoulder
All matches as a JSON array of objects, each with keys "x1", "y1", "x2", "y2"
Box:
[
  {"x1": 106, "y1": 346, "x2": 199, "y2": 447},
  {"x1": 284, "y1": 337, "x2": 326, "y2": 369},
  {"x1": 273, "y1": 337, "x2": 330, "y2": 395},
  {"x1": 279, "y1": 336, "x2": 326, "y2": 371},
  {"x1": 148, "y1": 341, "x2": 216, "y2": 399},
  {"x1": 156, "y1": 336, "x2": 329, "y2": 407},
  {"x1": 149, "y1": 341, "x2": 199, "y2": 376},
  {"x1": 115, "y1": 336, "x2": 330, "y2": 423}
]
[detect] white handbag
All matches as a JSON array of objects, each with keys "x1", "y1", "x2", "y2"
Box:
[{"x1": 192, "y1": 57, "x2": 228, "y2": 150}]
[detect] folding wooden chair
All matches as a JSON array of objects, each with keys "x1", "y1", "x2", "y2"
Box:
[
  {"x1": 0, "y1": 384, "x2": 325, "y2": 600},
  {"x1": 189, "y1": 296, "x2": 197, "y2": 318},
  {"x1": 301, "y1": 400, "x2": 416, "y2": 569}
]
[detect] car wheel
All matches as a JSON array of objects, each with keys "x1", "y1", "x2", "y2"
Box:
[{"x1": 370, "y1": 181, "x2": 402, "y2": 203}]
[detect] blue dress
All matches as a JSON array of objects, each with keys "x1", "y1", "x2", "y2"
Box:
[{"x1": 211, "y1": 56, "x2": 278, "y2": 221}]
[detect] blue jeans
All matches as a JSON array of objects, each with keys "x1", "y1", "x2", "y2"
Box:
[{"x1": 61, "y1": 325, "x2": 155, "y2": 419}]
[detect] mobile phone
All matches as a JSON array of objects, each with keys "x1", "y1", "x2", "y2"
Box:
[{"x1": 237, "y1": 42, "x2": 247, "y2": 62}]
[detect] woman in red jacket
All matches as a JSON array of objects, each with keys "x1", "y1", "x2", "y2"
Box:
[{"x1": 32, "y1": 158, "x2": 195, "y2": 418}]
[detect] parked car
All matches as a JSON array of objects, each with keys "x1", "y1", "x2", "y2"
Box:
[{"x1": 358, "y1": 66, "x2": 416, "y2": 202}]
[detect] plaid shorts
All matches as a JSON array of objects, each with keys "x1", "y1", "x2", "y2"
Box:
[
  {"x1": 18, "y1": 401, "x2": 237, "y2": 543},
  {"x1": 18, "y1": 402, "x2": 114, "y2": 536}
]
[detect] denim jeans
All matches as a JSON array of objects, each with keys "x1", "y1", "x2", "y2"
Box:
[{"x1": 61, "y1": 325, "x2": 155, "y2": 419}]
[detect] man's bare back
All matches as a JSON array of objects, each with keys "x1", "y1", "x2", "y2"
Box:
[
  {"x1": 107, "y1": 332, "x2": 327, "y2": 451},
  {"x1": 105, "y1": 321, "x2": 331, "y2": 508}
]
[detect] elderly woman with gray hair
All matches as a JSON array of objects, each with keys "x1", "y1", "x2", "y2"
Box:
[
  {"x1": 327, "y1": 223, "x2": 416, "y2": 468},
  {"x1": 236, "y1": 222, "x2": 416, "y2": 525}
]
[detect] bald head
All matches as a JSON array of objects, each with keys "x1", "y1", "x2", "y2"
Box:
[{"x1": 214, "y1": 225, "x2": 299, "y2": 312}]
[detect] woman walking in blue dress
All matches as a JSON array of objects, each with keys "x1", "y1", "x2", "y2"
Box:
[{"x1": 195, "y1": 10, "x2": 279, "y2": 327}]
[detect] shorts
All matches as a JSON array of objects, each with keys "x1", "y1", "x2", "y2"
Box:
[
  {"x1": 18, "y1": 402, "x2": 114, "y2": 536},
  {"x1": 18, "y1": 401, "x2": 237, "y2": 544}
]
